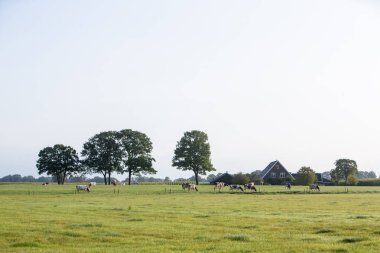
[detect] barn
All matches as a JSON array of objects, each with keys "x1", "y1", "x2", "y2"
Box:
[
  {"x1": 209, "y1": 173, "x2": 233, "y2": 185},
  {"x1": 260, "y1": 160, "x2": 294, "y2": 184}
]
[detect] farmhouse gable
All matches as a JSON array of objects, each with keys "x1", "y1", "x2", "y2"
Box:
[{"x1": 260, "y1": 160, "x2": 294, "y2": 182}]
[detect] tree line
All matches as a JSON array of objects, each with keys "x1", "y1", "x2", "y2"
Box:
[
  {"x1": 36, "y1": 129, "x2": 214, "y2": 185},
  {"x1": 30, "y1": 128, "x2": 380, "y2": 186}
]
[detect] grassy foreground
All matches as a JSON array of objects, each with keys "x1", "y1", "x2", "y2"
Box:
[{"x1": 0, "y1": 184, "x2": 380, "y2": 253}]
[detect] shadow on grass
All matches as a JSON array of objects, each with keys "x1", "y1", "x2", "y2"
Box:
[
  {"x1": 224, "y1": 234, "x2": 250, "y2": 241},
  {"x1": 11, "y1": 242, "x2": 40, "y2": 248},
  {"x1": 340, "y1": 237, "x2": 368, "y2": 243},
  {"x1": 67, "y1": 223, "x2": 102, "y2": 228}
]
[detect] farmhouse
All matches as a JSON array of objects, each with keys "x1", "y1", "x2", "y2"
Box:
[
  {"x1": 315, "y1": 173, "x2": 332, "y2": 185},
  {"x1": 209, "y1": 172, "x2": 233, "y2": 185},
  {"x1": 260, "y1": 160, "x2": 294, "y2": 184}
]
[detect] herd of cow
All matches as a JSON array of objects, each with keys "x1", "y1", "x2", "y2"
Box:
[
  {"x1": 181, "y1": 182, "x2": 321, "y2": 192},
  {"x1": 42, "y1": 180, "x2": 321, "y2": 193}
]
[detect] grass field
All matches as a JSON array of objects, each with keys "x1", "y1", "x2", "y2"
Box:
[{"x1": 1, "y1": 183, "x2": 380, "y2": 253}]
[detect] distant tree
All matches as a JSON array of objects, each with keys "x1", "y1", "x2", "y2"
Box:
[
  {"x1": 334, "y1": 159, "x2": 358, "y2": 185},
  {"x1": 172, "y1": 130, "x2": 215, "y2": 185},
  {"x1": 321, "y1": 171, "x2": 331, "y2": 181},
  {"x1": 117, "y1": 129, "x2": 156, "y2": 185},
  {"x1": 87, "y1": 176, "x2": 105, "y2": 183},
  {"x1": 206, "y1": 174, "x2": 216, "y2": 182},
  {"x1": 347, "y1": 175, "x2": 358, "y2": 185},
  {"x1": 68, "y1": 175, "x2": 87, "y2": 183},
  {"x1": 164, "y1": 177, "x2": 171, "y2": 183},
  {"x1": 36, "y1": 176, "x2": 52, "y2": 182},
  {"x1": 295, "y1": 166, "x2": 316, "y2": 185},
  {"x1": 82, "y1": 131, "x2": 123, "y2": 185},
  {"x1": 368, "y1": 171, "x2": 377, "y2": 178},
  {"x1": 22, "y1": 176, "x2": 36, "y2": 182},
  {"x1": 330, "y1": 168, "x2": 342, "y2": 184},
  {"x1": 232, "y1": 172, "x2": 250, "y2": 185},
  {"x1": 36, "y1": 144, "x2": 81, "y2": 185},
  {"x1": 357, "y1": 170, "x2": 377, "y2": 179},
  {"x1": 0, "y1": 174, "x2": 22, "y2": 182},
  {"x1": 248, "y1": 170, "x2": 262, "y2": 182}
]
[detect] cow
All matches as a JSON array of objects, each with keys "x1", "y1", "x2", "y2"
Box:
[
  {"x1": 111, "y1": 179, "x2": 119, "y2": 186},
  {"x1": 309, "y1": 184, "x2": 320, "y2": 191},
  {"x1": 244, "y1": 182, "x2": 257, "y2": 192},
  {"x1": 229, "y1": 184, "x2": 244, "y2": 192},
  {"x1": 76, "y1": 185, "x2": 90, "y2": 192},
  {"x1": 214, "y1": 182, "x2": 228, "y2": 192},
  {"x1": 89, "y1": 182, "x2": 96, "y2": 187},
  {"x1": 182, "y1": 183, "x2": 198, "y2": 192},
  {"x1": 42, "y1": 182, "x2": 49, "y2": 186},
  {"x1": 285, "y1": 182, "x2": 291, "y2": 190}
]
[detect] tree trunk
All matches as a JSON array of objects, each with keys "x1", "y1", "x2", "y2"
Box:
[
  {"x1": 128, "y1": 170, "x2": 132, "y2": 185},
  {"x1": 194, "y1": 171, "x2": 199, "y2": 185},
  {"x1": 103, "y1": 172, "x2": 107, "y2": 185},
  {"x1": 108, "y1": 171, "x2": 111, "y2": 185}
]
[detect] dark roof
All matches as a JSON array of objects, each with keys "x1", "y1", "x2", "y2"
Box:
[
  {"x1": 260, "y1": 161, "x2": 277, "y2": 178},
  {"x1": 210, "y1": 172, "x2": 232, "y2": 184},
  {"x1": 260, "y1": 160, "x2": 295, "y2": 179}
]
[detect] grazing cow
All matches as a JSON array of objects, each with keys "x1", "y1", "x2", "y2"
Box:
[
  {"x1": 42, "y1": 182, "x2": 49, "y2": 186},
  {"x1": 182, "y1": 183, "x2": 198, "y2": 192},
  {"x1": 309, "y1": 184, "x2": 320, "y2": 191},
  {"x1": 229, "y1": 184, "x2": 244, "y2": 192},
  {"x1": 111, "y1": 179, "x2": 119, "y2": 186},
  {"x1": 89, "y1": 182, "x2": 96, "y2": 187},
  {"x1": 285, "y1": 182, "x2": 291, "y2": 190},
  {"x1": 76, "y1": 185, "x2": 90, "y2": 192},
  {"x1": 181, "y1": 183, "x2": 190, "y2": 190},
  {"x1": 214, "y1": 182, "x2": 228, "y2": 192},
  {"x1": 244, "y1": 182, "x2": 257, "y2": 192}
]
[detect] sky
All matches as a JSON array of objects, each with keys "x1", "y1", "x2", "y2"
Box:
[{"x1": 1, "y1": 0, "x2": 380, "y2": 180}]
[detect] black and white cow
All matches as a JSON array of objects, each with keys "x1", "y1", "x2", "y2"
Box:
[
  {"x1": 309, "y1": 184, "x2": 320, "y2": 191},
  {"x1": 244, "y1": 182, "x2": 257, "y2": 192},
  {"x1": 229, "y1": 184, "x2": 244, "y2": 191},
  {"x1": 181, "y1": 183, "x2": 198, "y2": 192}
]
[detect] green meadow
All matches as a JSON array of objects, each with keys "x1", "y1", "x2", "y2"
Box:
[{"x1": 1, "y1": 184, "x2": 380, "y2": 253}]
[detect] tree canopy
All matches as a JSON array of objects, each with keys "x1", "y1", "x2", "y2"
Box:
[
  {"x1": 36, "y1": 144, "x2": 81, "y2": 184},
  {"x1": 172, "y1": 130, "x2": 215, "y2": 185},
  {"x1": 295, "y1": 166, "x2": 316, "y2": 185},
  {"x1": 81, "y1": 131, "x2": 123, "y2": 185},
  {"x1": 331, "y1": 159, "x2": 358, "y2": 185},
  {"x1": 117, "y1": 129, "x2": 156, "y2": 185}
]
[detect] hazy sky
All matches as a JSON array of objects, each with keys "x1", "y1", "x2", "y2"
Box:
[{"x1": 1, "y1": 0, "x2": 380, "y2": 180}]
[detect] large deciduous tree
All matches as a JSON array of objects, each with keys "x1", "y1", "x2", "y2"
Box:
[
  {"x1": 295, "y1": 166, "x2": 316, "y2": 185},
  {"x1": 172, "y1": 130, "x2": 215, "y2": 185},
  {"x1": 333, "y1": 159, "x2": 358, "y2": 185},
  {"x1": 117, "y1": 129, "x2": 156, "y2": 185},
  {"x1": 81, "y1": 131, "x2": 123, "y2": 185},
  {"x1": 36, "y1": 144, "x2": 81, "y2": 184}
]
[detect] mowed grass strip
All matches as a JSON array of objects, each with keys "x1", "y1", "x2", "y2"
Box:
[{"x1": 0, "y1": 183, "x2": 380, "y2": 252}]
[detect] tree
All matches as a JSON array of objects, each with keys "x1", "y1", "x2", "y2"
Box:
[
  {"x1": 206, "y1": 174, "x2": 216, "y2": 182},
  {"x1": 357, "y1": 170, "x2": 377, "y2": 179},
  {"x1": 248, "y1": 170, "x2": 262, "y2": 182},
  {"x1": 347, "y1": 175, "x2": 357, "y2": 185},
  {"x1": 330, "y1": 168, "x2": 342, "y2": 184},
  {"x1": 172, "y1": 130, "x2": 215, "y2": 185},
  {"x1": 232, "y1": 172, "x2": 250, "y2": 185},
  {"x1": 117, "y1": 129, "x2": 156, "y2": 185},
  {"x1": 334, "y1": 159, "x2": 358, "y2": 185},
  {"x1": 36, "y1": 144, "x2": 81, "y2": 184},
  {"x1": 295, "y1": 166, "x2": 316, "y2": 185},
  {"x1": 81, "y1": 131, "x2": 123, "y2": 185}
]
